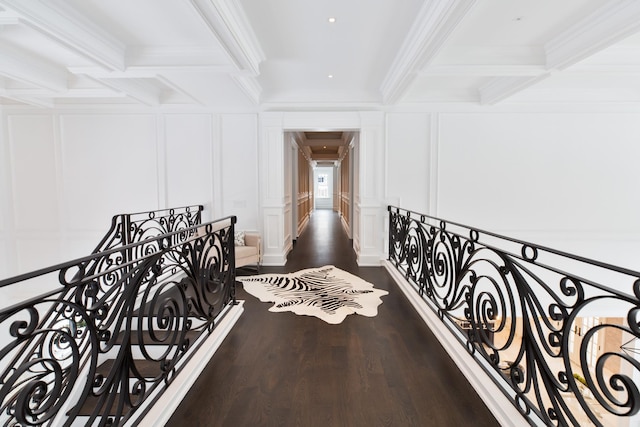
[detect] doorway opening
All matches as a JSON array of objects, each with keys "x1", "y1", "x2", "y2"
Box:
[
  {"x1": 285, "y1": 130, "x2": 358, "y2": 247},
  {"x1": 314, "y1": 167, "x2": 333, "y2": 210}
]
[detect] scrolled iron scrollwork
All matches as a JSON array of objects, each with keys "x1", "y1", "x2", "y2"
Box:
[
  {"x1": 388, "y1": 205, "x2": 640, "y2": 426},
  {"x1": 0, "y1": 301, "x2": 97, "y2": 426},
  {"x1": 0, "y1": 210, "x2": 235, "y2": 426}
]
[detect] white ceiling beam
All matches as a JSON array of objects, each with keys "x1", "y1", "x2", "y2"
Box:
[
  {"x1": 80, "y1": 76, "x2": 160, "y2": 106},
  {"x1": 421, "y1": 65, "x2": 546, "y2": 77},
  {"x1": 67, "y1": 67, "x2": 157, "y2": 80},
  {"x1": 69, "y1": 67, "x2": 207, "y2": 105},
  {"x1": 478, "y1": 75, "x2": 550, "y2": 105},
  {"x1": 155, "y1": 75, "x2": 203, "y2": 105},
  {"x1": 545, "y1": 0, "x2": 640, "y2": 71},
  {"x1": 189, "y1": 0, "x2": 265, "y2": 75},
  {"x1": 125, "y1": 46, "x2": 233, "y2": 69},
  {"x1": 0, "y1": 92, "x2": 54, "y2": 108},
  {"x1": 0, "y1": 0, "x2": 125, "y2": 71},
  {"x1": 0, "y1": 40, "x2": 67, "y2": 91},
  {"x1": 232, "y1": 74, "x2": 261, "y2": 104},
  {"x1": 7, "y1": 87, "x2": 125, "y2": 99},
  {"x1": 568, "y1": 64, "x2": 640, "y2": 74},
  {"x1": 479, "y1": 1, "x2": 640, "y2": 105},
  {"x1": 380, "y1": 0, "x2": 478, "y2": 104},
  {"x1": 0, "y1": 10, "x2": 20, "y2": 25}
]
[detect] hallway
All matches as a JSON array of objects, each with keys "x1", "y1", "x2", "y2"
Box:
[{"x1": 167, "y1": 210, "x2": 500, "y2": 426}]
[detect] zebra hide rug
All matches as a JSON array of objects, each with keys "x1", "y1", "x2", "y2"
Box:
[{"x1": 237, "y1": 265, "x2": 388, "y2": 324}]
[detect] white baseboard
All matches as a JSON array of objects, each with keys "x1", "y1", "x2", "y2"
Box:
[
  {"x1": 261, "y1": 254, "x2": 288, "y2": 266},
  {"x1": 356, "y1": 254, "x2": 383, "y2": 266},
  {"x1": 382, "y1": 261, "x2": 525, "y2": 427},
  {"x1": 133, "y1": 301, "x2": 245, "y2": 427}
]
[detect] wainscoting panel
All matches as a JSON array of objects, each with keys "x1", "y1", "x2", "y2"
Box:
[
  {"x1": 165, "y1": 114, "x2": 213, "y2": 209},
  {"x1": 221, "y1": 114, "x2": 259, "y2": 230},
  {"x1": 59, "y1": 114, "x2": 159, "y2": 232},
  {"x1": 15, "y1": 236, "x2": 62, "y2": 276},
  {"x1": 357, "y1": 206, "x2": 384, "y2": 266},
  {"x1": 262, "y1": 207, "x2": 287, "y2": 265},
  {"x1": 7, "y1": 115, "x2": 59, "y2": 232}
]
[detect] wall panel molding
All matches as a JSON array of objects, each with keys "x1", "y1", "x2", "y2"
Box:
[{"x1": 429, "y1": 113, "x2": 439, "y2": 217}]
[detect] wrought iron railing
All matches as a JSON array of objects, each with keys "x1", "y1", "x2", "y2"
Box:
[
  {"x1": 0, "y1": 212, "x2": 236, "y2": 426},
  {"x1": 90, "y1": 205, "x2": 203, "y2": 255},
  {"x1": 388, "y1": 205, "x2": 640, "y2": 427}
]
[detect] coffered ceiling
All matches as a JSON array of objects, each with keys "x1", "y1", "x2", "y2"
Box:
[
  {"x1": 296, "y1": 131, "x2": 352, "y2": 163},
  {"x1": 1, "y1": 0, "x2": 640, "y2": 109}
]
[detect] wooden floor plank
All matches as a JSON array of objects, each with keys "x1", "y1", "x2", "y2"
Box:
[{"x1": 166, "y1": 210, "x2": 500, "y2": 426}]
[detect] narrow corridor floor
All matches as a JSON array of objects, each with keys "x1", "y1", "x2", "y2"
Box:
[{"x1": 167, "y1": 210, "x2": 500, "y2": 426}]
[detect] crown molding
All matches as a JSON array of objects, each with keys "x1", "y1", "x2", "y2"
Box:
[
  {"x1": 0, "y1": 40, "x2": 67, "y2": 91},
  {"x1": 0, "y1": 0, "x2": 125, "y2": 71},
  {"x1": 380, "y1": 0, "x2": 478, "y2": 104},
  {"x1": 545, "y1": 0, "x2": 640, "y2": 71},
  {"x1": 232, "y1": 74, "x2": 262, "y2": 105},
  {"x1": 0, "y1": 10, "x2": 20, "y2": 25},
  {"x1": 0, "y1": 91, "x2": 54, "y2": 108},
  {"x1": 125, "y1": 46, "x2": 232, "y2": 68},
  {"x1": 189, "y1": 0, "x2": 265, "y2": 76},
  {"x1": 478, "y1": 75, "x2": 550, "y2": 105},
  {"x1": 155, "y1": 76, "x2": 203, "y2": 106},
  {"x1": 421, "y1": 64, "x2": 546, "y2": 77},
  {"x1": 80, "y1": 76, "x2": 159, "y2": 106}
]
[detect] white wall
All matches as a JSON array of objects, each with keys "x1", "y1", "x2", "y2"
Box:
[
  {"x1": 385, "y1": 113, "x2": 431, "y2": 214},
  {"x1": 385, "y1": 110, "x2": 640, "y2": 271},
  {"x1": 220, "y1": 114, "x2": 259, "y2": 231},
  {"x1": 5, "y1": 106, "x2": 638, "y2": 279},
  {"x1": 0, "y1": 109, "x2": 259, "y2": 281}
]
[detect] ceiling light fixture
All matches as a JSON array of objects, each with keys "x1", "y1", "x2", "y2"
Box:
[
  {"x1": 328, "y1": 74, "x2": 333, "y2": 79},
  {"x1": 328, "y1": 17, "x2": 336, "y2": 23}
]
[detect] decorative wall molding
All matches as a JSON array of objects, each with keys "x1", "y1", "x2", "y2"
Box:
[
  {"x1": 428, "y1": 113, "x2": 439, "y2": 217},
  {"x1": 478, "y1": 74, "x2": 550, "y2": 105}
]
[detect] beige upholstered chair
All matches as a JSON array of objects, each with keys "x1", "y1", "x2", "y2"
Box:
[{"x1": 235, "y1": 232, "x2": 261, "y2": 271}]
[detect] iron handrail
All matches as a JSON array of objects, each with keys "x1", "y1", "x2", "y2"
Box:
[
  {"x1": 388, "y1": 205, "x2": 640, "y2": 427},
  {"x1": 0, "y1": 213, "x2": 236, "y2": 426}
]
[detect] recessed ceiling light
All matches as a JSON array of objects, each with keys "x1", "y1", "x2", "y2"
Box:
[
  {"x1": 328, "y1": 74, "x2": 334, "y2": 79},
  {"x1": 328, "y1": 17, "x2": 336, "y2": 23}
]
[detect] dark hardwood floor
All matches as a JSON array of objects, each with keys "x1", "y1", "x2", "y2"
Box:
[{"x1": 167, "y1": 210, "x2": 499, "y2": 427}]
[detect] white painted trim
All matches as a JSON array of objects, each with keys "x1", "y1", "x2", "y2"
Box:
[
  {"x1": 189, "y1": 0, "x2": 265, "y2": 75},
  {"x1": 261, "y1": 252, "x2": 288, "y2": 266},
  {"x1": 428, "y1": 113, "x2": 439, "y2": 218},
  {"x1": 156, "y1": 114, "x2": 168, "y2": 209},
  {"x1": 211, "y1": 114, "x2": 223, "y2": 219},
  {"x1": 133, "y1": 301, "x2": 245, "y2": 427},
  {"x1": 479, "y1": 74, "x2": 550, "y2": 105},
  {"x1": 381, "y1": 0, "x2": 478, "y2": 104},
  {"x1": 545, "y1": 0, "x2": 640, "y2": 71},
  {"x1": 383, "y1": 261, "x2": 526, "y2": 427},
  {"x1": 0, "y1": 0, "x2": 126, "y2": 71},
  {"x1": 356, "y1": 254, "x2": 383, "y2": 266}
]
